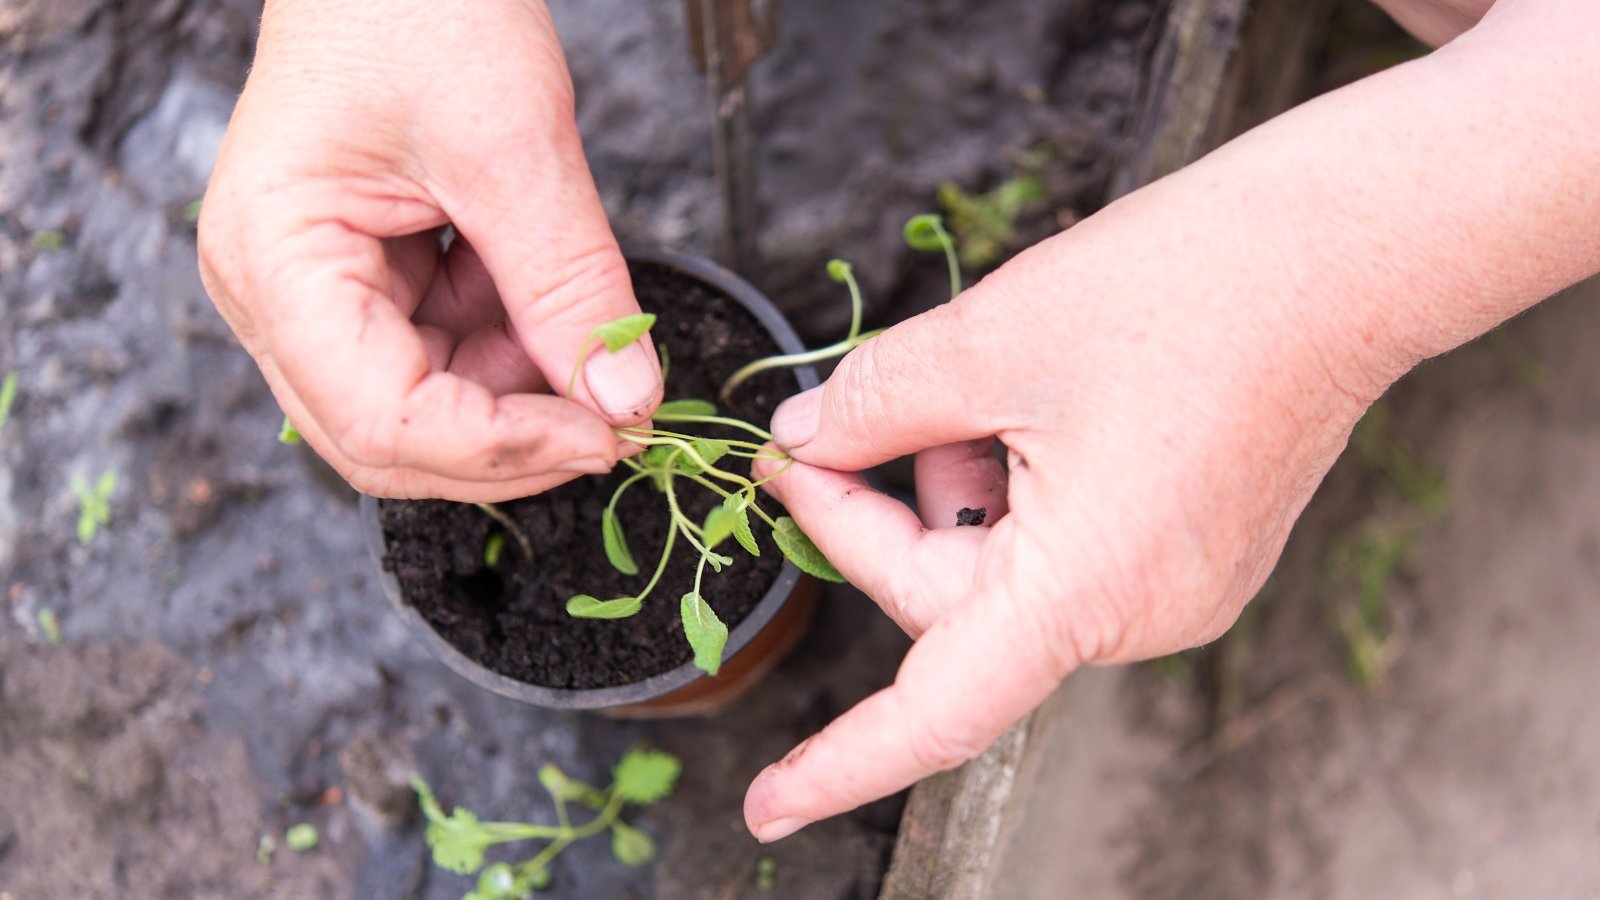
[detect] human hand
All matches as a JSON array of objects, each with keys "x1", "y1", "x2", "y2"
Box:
[
  {"x1": 199, "y1": 0, "x2": 660, "y2": 501},
  {"x1": 741, "y1": 183, "x2": 1395, "y2": 842}
]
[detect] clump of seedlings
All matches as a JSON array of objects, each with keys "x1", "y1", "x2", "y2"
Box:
[
  {"x1": 411, "y1": 747, "x2": 680, "y2": 898},
  {"x1": 71, "y1": 469, "x2": 117, "y2": 546},
  {"x1": 561, "y1": 214, "x2": 969, "y2": 676}
]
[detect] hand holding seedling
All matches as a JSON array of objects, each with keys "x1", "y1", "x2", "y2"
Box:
[
  {"x1": 199, "y1": 0, "x2": 661, "y2": 502},
  {"x1": 744, "y1": 1, "x2": 1600, "y2": 841}
]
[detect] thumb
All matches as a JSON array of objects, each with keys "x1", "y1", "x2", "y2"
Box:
[
  {"x1": 442, "y1": 112, "x2": 661, "y2": 424},
  {"x1": 771, "y1": 300, "x2": 1005, "y2": 470}
]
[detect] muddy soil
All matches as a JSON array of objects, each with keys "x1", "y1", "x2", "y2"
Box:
[{"x1": 0, "y1": 0, "x2": 1153, "y2": 896}]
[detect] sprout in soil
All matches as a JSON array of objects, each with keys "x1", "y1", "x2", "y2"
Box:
[
  {"x1": 285, "y1": 823, "x2": 319, "y2": 852},
  {"x1": 565, "y1": 318, "x2": 844, "y2": 676},
  {"x1": 71, "y1": 469, "x2": 118, "y2": 546},
  {"x1": 411, "y1": 746, "x2": 680, "y2": 899},
  {"x1": 0, "y1": 370, "x2": 17, "y2": 434},
  {"x1": 278, "y1": 416, "x2": 303, "y2": 445},
  {"x1": 564, "y1": 215, "x2": 965, "y2": 675}
]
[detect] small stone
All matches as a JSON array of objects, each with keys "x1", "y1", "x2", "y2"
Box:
[{"x1": 955, "y1": 507, "x2": 987, "y2": 527}]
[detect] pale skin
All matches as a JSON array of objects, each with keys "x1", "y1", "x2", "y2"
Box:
[{"x1": 199, "y1": 0, "x2": 1599, "y2": 843}]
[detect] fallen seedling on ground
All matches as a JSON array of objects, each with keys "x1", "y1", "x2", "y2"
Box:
[{"x1": 411, "y1": 747, "x2": 680, "y2": 898}]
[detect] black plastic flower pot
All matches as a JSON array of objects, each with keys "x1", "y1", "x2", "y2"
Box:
[{"x1": 362, "y1": 247, "x2": 820, "y2": 716}]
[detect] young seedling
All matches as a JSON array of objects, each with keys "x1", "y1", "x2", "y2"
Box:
[
  {"x1": 278, "y1": 416, "x2": 303, "y2": 445},
  {"x1": 411, "y1": 747, "x2": 680, "y2": 898},
  {"x1": 37, "y1": 608, "x2": 61, "y2": 645},
  {"x1": 71, "y1": 469, "x2": 117, "y2": 546},
  {"x1": 937, "y1": 172, "x2": 1046, "y2": 269},
  {"x1": 475, "y1": 503, "x2": 533, "y2": 561},
  {"x1": 0, "y1": 371, "x2": 17, "y2": 434},
  {"x1": 30, "y1": 229, "x2": 65, "y2": 252},
  {"x1": 719, "y1": 259, "x2": 884, "y2": 404}
]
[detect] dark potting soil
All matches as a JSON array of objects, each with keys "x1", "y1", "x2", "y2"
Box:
[{"x1": 379, "y1": 261, "x2": 800, "y2": 690}]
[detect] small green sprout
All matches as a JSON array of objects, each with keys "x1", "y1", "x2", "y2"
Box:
[
  {"x1": 483, "y1": 531, "x2": 506, "y2": 568},
  {"x1": 721, "y1": 213, "x2": 966, "y2": 404},
  {"x1": 937, "y1": 173, "x2": 1046, "y2": 269},
  {"x1": 285, "y1": 823, "x2": 319, "y2": 852},
  {"x1": 37, "y1": 608, "x2": 61, "y2": 645},
  {"x1": 71, "y1": 470, "x2": 118, "y2": 546},
  {"x1": 257, "y1": 834, "x2": 278, "y2": 865},
  {"x1": 565, "y1": 313, "x2": 657, "y2": 399},
  {"x1": 183, "y1": 199, "x2": 203, "y2": 222},
  {"x1": 757, "y1": 856, "x2": 778, "y2": 892},
  {"x1": 278, "y1": 416, "x2": 303, "y2": 445},
  {"x1": 30, "y1": 229, "x2": 65, "y2": 252},
  {"x1": 719, "y1": 259, "x2": 884, "y2": 403},
  {"x1": 565, "y1": 319, "x2": 846, "y2": 675},
  {"x1": 475, "y1": 503, "x2": 533, "y2": 561},
  {"x1": 412, "y1": 747, "x2": 680, "y2": 898},
  {"x1": 0, "y1": 371, "x2": 17, "y2": 434}
]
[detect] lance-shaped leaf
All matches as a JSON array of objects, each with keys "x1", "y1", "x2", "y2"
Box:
[
  {"x1": 680, "y1": 591, "x2": 729, "y2": 675},
  {"x1": 676, "y1": 438, "x2": 731, "y2": 475},
  {"x1": 566, "y1": 595, "x2": 644, "y2": 620},
  {"x1": 702, "y1": 504, "x2": 738, "y2": 550},
  {"x1": 602, "y1": 507, "x2": 639, "y2": 575},
  {"x1": 772, "y1": 517, "x2": 845, "y2": 582},
  {"x1": 654, "y1": 398, "x2": 717, "y2": 419},
  {"x1": 722, "y1": 495, "x2": 760, "y2": 557}
]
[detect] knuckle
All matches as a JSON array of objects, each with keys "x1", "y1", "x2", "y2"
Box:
[
  {"x1": 824, "y1": 339, "x2": 895, "y2": 442},
  {"x1": 520, "y1": 243, "x2": 631, "y2": 319}
]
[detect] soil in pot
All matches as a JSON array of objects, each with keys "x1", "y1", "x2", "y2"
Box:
[{"x1": 378, "y1": 261, "x2": 802, "y2": 690}]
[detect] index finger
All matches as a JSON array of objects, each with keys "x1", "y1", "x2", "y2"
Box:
[{"x1": 741, "y1": 573, "x2": 1077, "y2": 841}]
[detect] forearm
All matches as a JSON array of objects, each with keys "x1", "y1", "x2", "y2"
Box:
[{"x1": 1079, "y1": 0, "x2": 1598, "y2": 402}]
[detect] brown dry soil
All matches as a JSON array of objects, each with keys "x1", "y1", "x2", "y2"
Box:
[{"x1": 381, "y1": 263, "x2": 795, "y2": 689}]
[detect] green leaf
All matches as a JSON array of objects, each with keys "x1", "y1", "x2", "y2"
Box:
[
  {"x1": 602, "y1": 507, "x2": 639, "y2": 575},
  {"x1": 702, "y1": 504, "x2": 738, "y2": 550},
  {"x1": 0, "y1": 371, "x2": 17, "y2": 433},
  {"x1": 654, "y1": 398, "x2": 717, "y2": 419},
  {"x1": 476, "y1": 862, "x2": 517, "y2": 899},
  {"x1": 722, "y1": 495, "x2": 760, "y2": 557},
  {"x1": 483, "y1": 531, "x2": 505, "y2": 568},
  {"x1": 410, "y1": 774, "x2": 492, "y2": 875},
  {"x1": 641, "y1": 445, "x2": 676, "y2": 470},
  {"x1": 680, "y1": 591, "x2": 729, "y2": 676},
  {"x1": 825, "y1": 259, "x2": 854, "y2": 283},
  {"x1": 37, "y1": 608, "x2": 60, "y2": 645},
  {"x1": 183, "y1": 199, "x2": 203, "y2": 222},
  {"x1": 566, "y1": 594, "x2": 643, "y2": 620},
  {"x1": 95, "y1": 470, "x2": 117, "y2": 501},
  {"x1": 285, "y1": 823, "x2": 318, "y2": 852},
  {"x1": 537, "y1": 763, "x2": 604, "y2": 807},
  {"x1": 278, "y1": 416, "x2": 303, "y2": 445},
  {"x1": 77, "y1": 508, "x2": 98, "y2": 546},
  {"x1": 676, "y1": 438, "x2": 730, "y2": 475},
  {"x1": 902, "y1": 214, "x2": 950, "y2": 252},
  {"x1": 772, "y1": 517, "x2": 845, "y2": 582},
  {"x1": 591, "y1": 313, "x2": 656, "y2": 352},
  {"x1": 612, "y1": 748, "x2": 682, "y2": 805},
  {"x1": 610, "y1": 821, "x2": 656, "y2": 867},
  {"x1": 30, "y1": 229, "x2": 64, "y2": 252}
]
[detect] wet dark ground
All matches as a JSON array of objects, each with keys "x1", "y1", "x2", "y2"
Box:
[{"x1": 0, "y1": 0, "x2": 1150, "y2": 896}]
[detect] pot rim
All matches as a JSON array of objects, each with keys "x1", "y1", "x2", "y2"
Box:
[{"x1": 360, "y1": 246, "x2": 819, "y2": 709}]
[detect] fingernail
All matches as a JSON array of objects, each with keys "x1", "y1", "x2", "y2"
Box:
[
  {"x1": 753, "y1": 817, "x2": 811, "y2": 844},
  {"x1": 584, "y1": 339, "x2": 660, "y2": 417},
  {"x1": 771, "y1": 387, "x2": 822, "y2": 450},
  {"x1": 557, "y1": 456, "x2": 615, "y2": 475}
]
